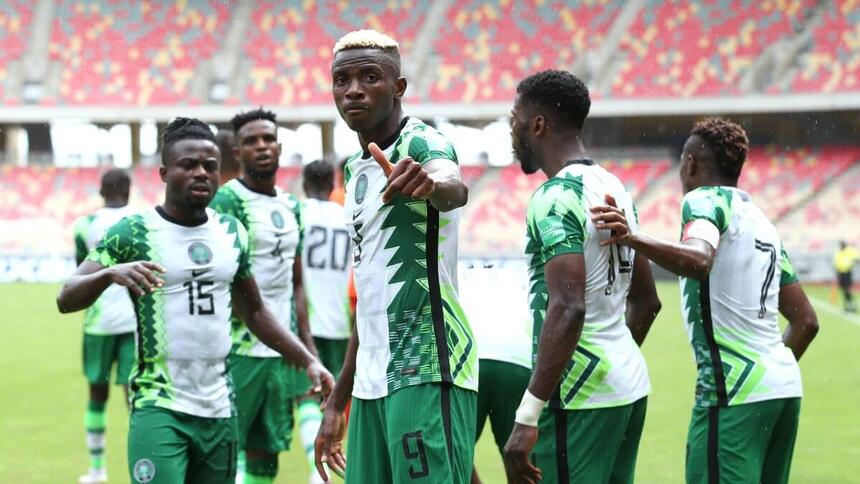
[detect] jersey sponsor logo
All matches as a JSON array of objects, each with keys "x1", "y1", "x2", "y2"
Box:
[
  {"x1": 133, "y1": 458, "x2": 156, "y2": 483},
  {"x1": 188, "y1": 242, "x2": 213, "y2": 265},
  {"x1": 355, "y1": 173, "x2": 369, "y2": 204},
  {"x1": 271, "y1": 210, "x2": 285, "y2": 229}
]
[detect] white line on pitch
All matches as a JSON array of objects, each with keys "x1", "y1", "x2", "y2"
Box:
[{"x1": 808, "y1": 296, "x2": 860, "y2": 327}]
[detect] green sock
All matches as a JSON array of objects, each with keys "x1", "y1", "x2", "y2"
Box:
[
  {"x1": 245, "y1": 455, "x2": 277, "y2": 484},
  {"x1": 84, "y1": 400, "x2": 107, "y2": 471}
]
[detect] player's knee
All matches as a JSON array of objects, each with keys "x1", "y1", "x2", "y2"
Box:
[
  {"x1": 89, "y1": 384, "x2": 109, "y2": 402},
  {"x1": 245, "y1": 451, "x2": 278, "y2": 478}
]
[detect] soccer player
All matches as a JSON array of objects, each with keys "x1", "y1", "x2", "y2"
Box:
[
  {"x1": 458, "y1": 264, "x2": 531, "y2": 484},
  {"x1": 209, "y1": 108, "x2": 317, "y2": 484},
  {"x1": 299, "y1": 159, "x2": 354, "y2": 482},
  {"x1": 73, "y1": 168, "x2": 136, "y2": 484},
  {"x1": 57, "y1": 117, "x2": 334, "y2": 484},
  {"x1": 834, "y1": 240, "x2": 858, "y2": 312},
  {"x1": 591, "y1": 117, "x2": 820, "y2": 484},
  {"x1": 315, "y1": 29, "x2": 478, "y2": 484},
  {"x1": 502, "y1": 70, "x2": 662, "y2": 484}
]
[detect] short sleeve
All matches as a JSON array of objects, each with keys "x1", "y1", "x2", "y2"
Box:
[
  {"x1": 780, "y1": 246, "x2": 799, "y2": 286},
  {"x1": 73, "y1": 216, "x2": 92, "y2": 265},
  {"x1": 405, "y1": 129, "x2": 458, "y2": 165},
  {"x1": 210, "y1": 185, "x2": 244, "y2": 221},
  {"x1": 680, "y1": 188, "x2": 731, "y2": 234},
  {"x1": 527, "y1": 179, "x2": 586, "y2": 261},
  {"x1": 85, "y1": 217, "x2": 136, "y2": 267}
]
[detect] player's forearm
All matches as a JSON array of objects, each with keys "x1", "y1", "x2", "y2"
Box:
[
  {"x1": 329, "y1": 331, "x2": 359, "y2": 412},
  {"x1": 428, "y1": 173, "x2": 468, "y2": 212},
  {"x1": 629, "y1": 233, "x2": 713, "y2": 280},
  {"x1": 625, "y1": 297, "x2": 661, "y2": 346},
  {"x1": 779, "y1": 283, "x2": 819, "y2": 361},
  {"x1": 247, "y1": 307, "x2": 315, "y2": 368},
  {"x1": 56, "y1": 271, "x2": 113, "y2": 313},
  {"x1": 294, "y1": 283, "x2": 317, "y2": 355},
  {"x1": 527, "y1": 301, "x2": 585, "y2": 401}
]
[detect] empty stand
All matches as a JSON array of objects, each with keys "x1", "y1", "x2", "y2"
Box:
[
  {"x1": 0, "y1": 1, "x2": 34, "y2": 104},
  {"x1": 788, "y1": 0, "x2": 860, "y2": 93}
]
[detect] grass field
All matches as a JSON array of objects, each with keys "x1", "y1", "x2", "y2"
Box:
[{"x1": 0, "y1": 282, "x2": 858, "y2": 483}]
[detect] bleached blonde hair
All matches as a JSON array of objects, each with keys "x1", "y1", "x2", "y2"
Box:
[{"x1": 332, "y1": 29, "x2": 399, "y2": 54}]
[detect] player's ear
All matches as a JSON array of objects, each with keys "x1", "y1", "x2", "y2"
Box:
[
  {"x1": 158, "y1": 165, "x2": 167, "y2": 183},
  {"x1": 394, "y1": 77, "x2": 407, "y2": 100},
  {"x1": 532, "y1": 114, "x2": 547, "y2": 138}
]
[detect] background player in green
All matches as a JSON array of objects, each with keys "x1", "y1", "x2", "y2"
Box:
[
  {"x1": 591, "y1": 117, "x2": 821, "y2": 484},
  {"x1": 72, "y1": 168, "x2": 136, "y2": 484},
  {"x1": 315, "y1": 30, "x2": 478, "y2": 484},
  {"x1": 210, "y1": 108, "x2": 320, "y2": 484},
  {"x1": 57, "y1": 118, "x2": 334, "y2": 484},
  {"x1": 300, "y1": 159, "x2": 354, "y2": 483},
  {"x1": 502, "y1": 70, "x2": 662, "y2": 484}
]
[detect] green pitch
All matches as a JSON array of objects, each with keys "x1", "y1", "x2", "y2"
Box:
[{"x1": 0, "y1": 282, "x2": 857, "y2": 483}]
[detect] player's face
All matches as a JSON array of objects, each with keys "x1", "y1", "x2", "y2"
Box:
[
  {"x1": 510, "y1": 99, "x2": 539, "y2": 174},
  {"x1": 332, "y1": 49, "x2": 402, "y2": 132},
  {"x1": 161, "y1": 139, "x2": 221, "y2": 210},
  {"x1": 679, "y1": 136, "x2": 697, "y2": 194},
  {"x1": 236, "y1": 119, "x2": 281, "y2": 179}
]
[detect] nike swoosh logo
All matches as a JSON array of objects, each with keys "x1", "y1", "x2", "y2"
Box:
[{"x1": 191, "y1": 268, "x2": 212, "y2": 278}]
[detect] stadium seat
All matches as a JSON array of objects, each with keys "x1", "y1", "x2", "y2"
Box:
[
  {"x1": 0, "y1": 1, "x2": 34, "y2": 105},
  {"x1": 786, "y1": 1, "x2": 860, "y2": 93},
  {"x1": 49, "y1": 0, "x2": 230, "y2": 105}
]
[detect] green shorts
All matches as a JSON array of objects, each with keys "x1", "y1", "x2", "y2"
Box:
[
  {"x1": 475, "y1": 359, "x2": 530, "y2": 452},
  {"x1": 345, "y1": 383, "x2": 477, "y2": 484},
  {"x1": 313, "y1": 336, "x2": 349, "y2": 379},
  {"x1": 686, "y1": 397, "x2": 801, "y2": 484},
  {"x1": 533, "y1": 397, "x2": 647, "y2": 484},
  {"x1": 228, "y1": 354, "x2": 294, "y2": 453},
  {"x1": 83, "y1": 332, "x2": 135, "y2": 385},
  {"x1": 128, "y1": 406, "x2": 238, "y2": 484}
]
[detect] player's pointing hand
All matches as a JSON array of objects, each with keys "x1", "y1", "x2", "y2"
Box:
[{"x1": 368, "y1": 142, "x2": 436, "y2": 203}]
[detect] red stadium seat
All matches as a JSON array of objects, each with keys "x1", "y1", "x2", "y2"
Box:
[{"x1": 0, "y1": 1, "x2": 34, "y2": 105}]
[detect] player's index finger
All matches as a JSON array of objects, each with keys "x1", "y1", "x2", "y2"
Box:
[
  {"x1": 368, "y1": 142, "x2": 394, "y2": 177},
  {"x1": 604, "y1": 193, "x2": 618, "y2": 207}
]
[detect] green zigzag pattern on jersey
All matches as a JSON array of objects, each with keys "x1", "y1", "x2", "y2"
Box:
[{"x1": 682, "y1": 278, "x2": 719, "y2": 408}]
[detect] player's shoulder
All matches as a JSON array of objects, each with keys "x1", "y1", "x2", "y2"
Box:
[
  {"x1": 211, "y1": 178, "x2": 243, "y2": 203},
  {"x1": 73, "y1": 213, "x2": 97, "y2": 232},
  {"x1": 527, "y1": 173, "x2": 586, "y2": 220},
  {"x1": 681, "y1": 186, "x2": 735, "y2": 230},
  {"x1": 396, "y1": 117, "x2": 457, "y2": 164}
]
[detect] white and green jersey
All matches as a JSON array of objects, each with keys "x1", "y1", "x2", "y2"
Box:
[
  {"x1": 344, "y1": 117, "x2": 478, "y2": 399},
  {"x1": 74, "y1": 206, "x2": 136, "y2": 335},
  {"x1": 301, "y1": 198, "x2": 352, "y2": 339},
  {"x1": 525, "y1": 160, "x2": 650, "y2": 411},
  {"x1": 459, "y1": 264, "x2": 532, "y2": 369},
  {"x1": 679, "y1": 186, "x2": 801, "y2": 408},
  {"x1": 210, "y1": 178, "x2": 302, "y2": 358},
  {"x1": 87, "y1": 207, "x2": 252, "y2": 418}
]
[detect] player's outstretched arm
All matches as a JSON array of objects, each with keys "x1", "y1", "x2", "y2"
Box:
[
  {"x1": 57, "y1": 260, "x2": 165, "y2": 313},
  {"x1": 779, "y1": 282, "x2": 820, "y2": 360},
  {"x1": 591, "y1": 196, "x2": 716, "y2": 280},
  {"x1": 626, "y1": 253, "x2": 662, "y2": 346},
  {"x1": 292, "y1": 255, "x2": 318, "y2": 356},
  {"x1": 369, "y1": 142, "x2": 468, "y2": 212},
  {"x1": 314, "y1": 330, "x2": 358, "y2": 481},
  {"x1": 232, "y1": 276, "x2": 334, "y2": 394},
  {"x1": 504, "y1": 253, "x2": 587, "y2": 484}
]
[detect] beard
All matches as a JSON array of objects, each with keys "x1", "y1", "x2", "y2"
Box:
[
  {"x1": 514, "y1": 135, "x2": 539, "y2": 175},
  {"x1": 245, "y1": 164, "x2": 278, "y2": 180}
]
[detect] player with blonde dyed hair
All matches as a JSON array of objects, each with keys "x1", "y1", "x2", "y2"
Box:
[{"x1": 315, "y1": 29, "x2": 478, "y2": 484}]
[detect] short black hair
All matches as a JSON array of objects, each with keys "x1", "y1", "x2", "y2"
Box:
[
  {"x1": 691, "y1": 117, "x2": 749, "y2": 179},
  {"x1": 516, "y1": 70, "x2": 591, "y2": 130},
  {"x1": 100, "y1": 168, "x2": 130, "y2": 198},
  {"x1": 231, "y1": 108, "x2": 277, "y2": 136},
  {"x1": 161, "y1": 117, "x2": 216, "y2": 165},
  {"x1": 303, "y1": 159, "x2": 335, "y2": 193}
]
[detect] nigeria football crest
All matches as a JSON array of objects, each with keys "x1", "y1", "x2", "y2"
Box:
[
  {"x1": 133, "y1": 458, "x2": 156, "y2": 483},
  {"x1": 187, "y1": 242, "x2": 213, "y2": 265},
  {"x1": 271, "y1": 210, "x2": 285, "y2": 228},
  {"x1": 355, "y1": 173, "x2": 368, "y2": 204}
]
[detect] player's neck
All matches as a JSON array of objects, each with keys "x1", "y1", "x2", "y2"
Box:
[
  {"x1": 158, "y1": 201, "x2": 208, "y2": 226},
  {"x1": 306, "y1": 190, "x2": 331, "y2": 201},
  {"x1": 542, "y1": 138, "x2": 588, "y2": 178},
  {"x1": 357, "y1": 110, "x2": 407, "y2": 154},
  {"x1": 103, "y1": 199, "x2": 127, "y2": 208},
  {"x1": 240, "y1": 174, "x2": 277, "y2": 196}
]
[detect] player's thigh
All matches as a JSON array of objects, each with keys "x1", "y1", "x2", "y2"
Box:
[
  {"x1": 247, "y1": 359, "x2": 294, "y2": 453},
  {"x1": 345, "y1": 396, "x2": 391, "y2": 484},
  {"x1": 485, "y1": 360, "x2": 530, "y2": 452},
  {"x1": 83, "y1": 333, "x2": 115, "y2": 385},
  {"x1": 610, "y1": 397, "x2": 648, "y2": 484},
  {"x1": 114, "y1": 332, "x2": 136, "y2": 385},
  {"x1": 228, "y1": 354, "x2": 269, "y2": 448},
  {"x1": 186, "y1": 415, "x2": 239, "y2": 484},
  {"x1": 533, "y1": 404, "x2": 634, "y2": 484},
  {"x1": 128, "y1": 407, "x2": 189, "y2": 483},
  {"x1": 686, "y1": 402, "x2": 775, "y2": 484},
  {"x1": 761, "y1": 398, "x2": 801, "y2": 484},
  {"x1": 386, "y1": 384, "x2": 476, "y2": 484}
]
